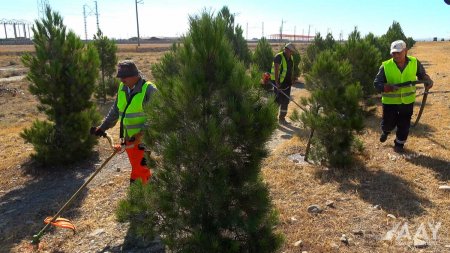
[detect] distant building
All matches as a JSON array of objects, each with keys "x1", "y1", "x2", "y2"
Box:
[{"x1": 268, "y1": 34, "x2": 314, "y2": 42}]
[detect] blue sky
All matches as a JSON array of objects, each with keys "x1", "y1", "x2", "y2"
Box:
[{"x1": 1, "y1": 0, "x2": 450, "y2": 41}]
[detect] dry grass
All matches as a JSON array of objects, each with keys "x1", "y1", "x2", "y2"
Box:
[
  {"x1": 0, "y1": 41, "x2": 448, "y2": 253},
  {"x1": 264, "y1": 41, "x2": 450, "y2": 252}
]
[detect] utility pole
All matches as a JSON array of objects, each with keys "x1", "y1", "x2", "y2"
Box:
[
  {"x1": 308, "y1": 24, "x2": 311, "y2": 42},
  {"x1": 246, "y1": 22, "x2": 248, "y2": 41},
  {"x1": 262, "y1": 22, "x2": 264, "y2": 38},
  {"x1": 280, "y1": 19, "x2": 286, "y2": 41},
  {"x1": 294, "y1": 26, "x2": 296, "y2": 42},
  {"x1": 135, "y1": 0, "x2": 143, "y2": 46},
  {"x1": 83, "y1": 4, "x2": 88, "y2": 41},
  {"x1": 37, "y1": 0, "x2": 49, "y2": 19},
  {"x1": 94, "y1": 1, "x2": 100, "y2": 32}
]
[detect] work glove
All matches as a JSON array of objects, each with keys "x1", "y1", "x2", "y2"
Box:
[
  {"x1": 90, "y1": 126, "x2": 105, "y2": 137},
  {"x1": 424, "y1": 79, "x2": 433, "y2": 89},
  {"x1": 383, "y1": 85, "x2": 397, "y2": 93}
]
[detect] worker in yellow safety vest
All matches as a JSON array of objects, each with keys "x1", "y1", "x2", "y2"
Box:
[
  {"x1": 373, "y1": 40, "x2": 433, "y2": 152},
  {"x1": 92, "y1": 60, "x2": 157, "y2": 184},
  {"x1": 270, "y1": 42, "x2": 296, "y2": 124}
]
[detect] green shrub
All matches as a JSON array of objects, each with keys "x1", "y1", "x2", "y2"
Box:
[
  {"x1": 295, "y1": 50, "x2": 364, "y2": 168},
  {"x1": 336, "y1": 28, "x2": 381, "y2": 97},
  {"x1": 21, "y1": 7, "x2": 100, "y2": 166},
  {"x1": 92, "y1": 29, "x2": 118, "y2": 103},
  {"x1": 252, "y1": 37, "x2": 273, "y2": 72}
]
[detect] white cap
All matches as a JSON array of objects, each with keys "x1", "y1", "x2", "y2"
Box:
[
  {"x1": 284, "y1": 42, "x2": 297, "y2": 53},
  {"x1": 390, "y1": 40, "x2": 406, "y2": 54}
]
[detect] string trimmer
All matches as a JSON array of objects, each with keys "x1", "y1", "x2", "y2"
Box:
[{"x1": 31, "y1": 131, "x2": 118, "y2": 245}]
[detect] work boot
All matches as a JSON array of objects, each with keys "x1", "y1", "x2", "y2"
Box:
[
  {"x1": 393, "y1": 140, "x2": 404, "y2": 153},
  {"x1": 379, "y1": 131, "x2": 389, "y2": 143}
]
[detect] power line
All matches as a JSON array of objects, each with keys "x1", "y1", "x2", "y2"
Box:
[
  {"x1": 83, "y1": 1, "x2": 101, "y2": 41},
  {"x1": 94, "y1": 1, "x2": 100, "y2": 32},
  {"x1": 37, "y1": 0, "x2": 49, "y2": 19},
  {"x1": 280, "y1": 19, "x2": 287, "y2": 41},
  {"x1": 83, "y1": 5, "x2": 88, "y2": 40}
]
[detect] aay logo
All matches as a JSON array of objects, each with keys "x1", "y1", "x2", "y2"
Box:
[{"x1": 383, "y1": 221, "x2": 442, "y2": 245}]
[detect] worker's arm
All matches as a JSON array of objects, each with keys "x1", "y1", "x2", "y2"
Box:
[
  {"x1": 416, "y1": 60, "x2": 433, "y2": 89},
  {"x1": 99, "y1": 97, "x2": 119, "y2": 131},
  {"x1": 373, "y1": 65, "x2": 388, "y2": 93}
]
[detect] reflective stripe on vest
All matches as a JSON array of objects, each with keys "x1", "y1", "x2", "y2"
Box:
[
  {"x1": 382, "y1": 56, "x2": 417, "y2": 104},
  {"x1": 270, "y1": 52, "x2": 293, "y2": 83},
  {"x1": 117, "y1": 82, "x2": 150, "y2": 138}
]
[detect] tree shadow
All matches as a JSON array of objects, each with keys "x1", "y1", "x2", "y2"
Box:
[
  {"x1": 426, "y1": 137, "x2": 448, "y2": 150},
  {"x1": 364, "y1": 103, "x2": 436, "y2": 139},
  {"x1": 409, "y1": 122, "x2": 434, "y2": 132},
  {"x1": 316, "y1": 163, "x2": 431, "y2": 218},
  {"x1": 0, "y1": 155, "x2": 102, "y2": 252},
  {"x1": 404, "y1": 151, "x2": 450, "y2": 181},
  {"x1": 98, "y1": 235, "x2": 166, "y2": 253},
  {"x1": 292, "y1": 80, "x2": 305, "y2": 89},
  {"x1": 277, "y1": 121, "x2": 310, "y2": 139}
]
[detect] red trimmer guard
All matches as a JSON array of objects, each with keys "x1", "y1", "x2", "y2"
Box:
[{"x1": 44, "y1": 216, "x2": 76, "y2": 232}]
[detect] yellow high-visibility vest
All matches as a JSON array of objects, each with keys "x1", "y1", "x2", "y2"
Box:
[
  {"x1": 117, "y1": 81, "x2": 152, "y2": 138},
  {"x1": 270, "y1": 52, "x2": 293, "y2": 83},
  {"x1": 382, "y1": 56, "x2": 417, "y2": 104}
]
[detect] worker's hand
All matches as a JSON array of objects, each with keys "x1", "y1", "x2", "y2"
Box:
[
  {"x1": 90, "y1": 126, "x2": 105, "y2": 137},
  {"x1": 383, "y1": 85, "x2": 398, "y2": 93},
  {"x1": 424, "y1": 79, "x2": 433, "y2": 90},
  {"x1": 113, "y1": 144, "x2": 122, "y2": 152}
]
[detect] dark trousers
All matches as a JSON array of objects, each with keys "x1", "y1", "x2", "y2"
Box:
[
  {"x1": 381, "y1": 103, "x2": 414, "y2": 145},
  {"x1": 274, "y1": 86, "x2": 291, "y2": 119}
]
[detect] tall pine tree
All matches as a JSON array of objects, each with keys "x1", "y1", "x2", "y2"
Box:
[
  {"x1": 252, "y1": 37, "x2": 273, "y2": 73},
  {"x1": 117, "y1": 9, "x2": 282, "y2": 252},
  {"x1": 335, "y1": 27, "x2": 381, "y2": 97},
  {"x1": 21, "y1": 7, "x2": 100, "y2": 166},
  {"x1": 219, "y1": 6, "x2": 252, "y2": 67},
  {"x1": 93, "y1": 29, "x2": 118, "y2": 103},
  {"x1": 379, "y1": 21, "x2": 415, "y2": 60}
]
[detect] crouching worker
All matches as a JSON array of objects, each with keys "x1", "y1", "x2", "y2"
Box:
[{"x1": 91, "y1": 60, "x2": 157, "y2": 184}]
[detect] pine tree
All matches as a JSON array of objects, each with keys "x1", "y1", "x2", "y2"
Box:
[
  {"x1": 252, "y1": 37, "x2": 273, "y2": 72},
  {"x1": 21, "y1": 7, "x2": 100, "y2": 166},
  {"x1": 117, "y1": 9, "x2": 282, "y2": 252},
  {"x1": 293, "y1": 50, "x2": 364, "y2": 168},
  {"x1": 301, "y1": 32, "x2": 336, "y2": 74},
  {"x1": 219, "y1": 6, "x2": 252, "y2": 67},
  {"x1": 292, "y1": 49, "x2": 301, "y2": 80},
  {"x1": 379, "y1": 21, "x2": 415, "y2": 60},
  {"x1": 93, "y1": 29, "x2": 118, "y2": 103},
  {"x1": 335, "y1": 27, "x2": 381, "y2": 97}
]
